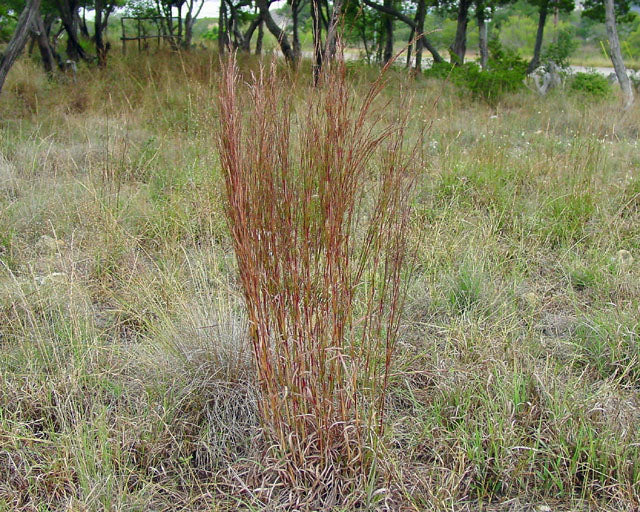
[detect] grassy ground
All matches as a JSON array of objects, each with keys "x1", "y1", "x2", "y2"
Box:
[{"x1": 1, "y1": 51, "x2": 639, "y2": 511}]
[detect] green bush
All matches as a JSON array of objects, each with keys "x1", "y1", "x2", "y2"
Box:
[
  {"x1": 543, "y1": 26, "x2": 579, "y2": 69},
  {"x1": 456, "y1": 62, "x2": 526, "y2": 102},
  {"x1": 424, "y1": 61, "x2": 458, "y2": 80},
  {"x1": 569, "y1": 72, "x2": 612, "y2": 98},
  {"x1": 424, "y1": 40, "x2": 527, "y2": 103}
]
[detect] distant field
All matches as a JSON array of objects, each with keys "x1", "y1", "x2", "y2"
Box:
[{"x1": 1, "y1": 52, "x2": 639, "y2": 510}]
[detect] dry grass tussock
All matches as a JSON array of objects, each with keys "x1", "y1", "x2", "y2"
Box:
[{"x1": 0, "y1": 52, "x2": 640, "y2": 510}]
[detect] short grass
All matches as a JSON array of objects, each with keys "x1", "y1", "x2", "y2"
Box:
[{"x1": 1, "y1": 51, "x2": 639, "y2": 510}]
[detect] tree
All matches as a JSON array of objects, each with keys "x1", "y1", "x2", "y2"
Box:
[
  {"x1": 311, "y1": 0, "x2": 323, "y2": 79},
  {"x1": 32, "y1": 11, "x2": 56, "y2": 72},
  {"x1": 218, "y1": 0, "x2": 261, "y2": 52},
  {"x1": 256, "y1": 0, "x2": 296, "y2": 61},
  {"x1": 361, "y1": 0, "x2": 445, "y2": 62},
  {"x1": 413, "y1": 0, "x2": 427, "y2": 70},
  {"x1": 183, "y1": 0, "x2": 205, "y2": 47},
  {"x1": 583, "y1": 0, "x2": 635, "y2": 107},
  {"x1": 604, "y1": 0, "x2": 634, "y2": 107},
  {"x1": 437, "y1": 0, "x2": 502, "y2": 66},
  {"x1": 450, "y1": 0, "x2": 472, "y2": 63},
  {"x1": 91, "y1": 0, "x2": 122, "y2": 66},
  {"x1": 55, "y1": 0, "x2": 89, "y2": 60},
  {"x1": 0, "y1": 0, "x2": 42, "y2": 95},
  {"x1": 289, "y1": 0, "x2": 308, "y2": 60},
  {"x1": 476, "y1": 0, "x2": 489, "y2": 68},
  {"x1": 342, "y1": 0, "x2": 378, "y2": 62},
  {"x1": 526, "y1": 0, "x2": 574, "y2": 73},
  {"x1": 325, "y1": 0, "x2": 344, "y2": 61}
]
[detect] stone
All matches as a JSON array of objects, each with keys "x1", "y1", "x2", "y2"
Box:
[
  {"x1": 617, "y1": 249, "x2": 633, "y2": 268},
  {"x1": 522, "y1": 291, "x2": 540, "y2": 308},
  {"x1": 538, "y1": 313, "x2": 577, "y2": 337},
  {"x1": 35, "y1": 272, "x2": 68, "y2": 286},
  {"x1": 36, "y1": 235, "x2": 65, "y2": 253}
]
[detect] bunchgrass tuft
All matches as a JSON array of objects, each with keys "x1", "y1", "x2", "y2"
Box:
[{"x1": 217, "y1": 55, "x2": 417, "y2": 506}]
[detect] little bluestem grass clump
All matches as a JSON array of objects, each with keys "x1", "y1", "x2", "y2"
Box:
[{"x1": 217, "y1": 56, "x2": 417, "y2": 507}]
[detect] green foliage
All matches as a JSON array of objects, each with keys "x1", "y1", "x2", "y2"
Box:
[
  {"x1": 457, "y1": 62, "x2": 527, "y2": 102},
  {"x1": 499, "y1": 14, "x2": 537, "y2": 53},
  {"x1": 202, "y1": 25, "x2": 219, "y2": 41},
  {"x1": 0, "y1": 0, "x2": 22, "y2": 42},
  {"x1": 569, "y1": 72, "x2": 612, "y2": 98},
  {"x1": 342, "y1": 0, "x2": 380, "y2": 53},
  {"x1": 124, "y1": 0, "x2": 159, "y2": 18},
  {"x1": 582, "y1": 0, "x2": 636, "y2": 23},
  {"x1": 424, "y1": 39, "x2": 527, "y2": 102},
  {"x1": 622, "y1": 14, "x2": 640, "y2": 59},
  {"x1": 423, "y1": 60, "x2": 457, "y2": 79},
  {"x1": 542, "y1": 26, "x2": 579, "y2": 68},
  {"x1": 430, "y1": 17, "x2": 462, "y2": 50}
]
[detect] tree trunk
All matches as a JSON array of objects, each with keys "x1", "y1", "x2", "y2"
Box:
[
  {"x1": 33, "y1": 12, "x2": 56, "y2": 73},
  {"x1": 311, "y1": 0, "x2": 323, "y2": 82},
  {"x1": 527, "y1": 0, "x2": 548, "y2": 73},
  {"x1": 361, "y1": 0, "x2": 444, "y2": 63},
  {"x1": 414, "y1": 0, "x2": 426, "y2": 72},
  {"x1": 405, "y1": 25, "x2": 414, "y2": 68},
  {"x1": 477, "y1": 3, "x2": 488, "y2": 69},
  {"x1": 324, "y1": 0, "x2": 343, "y2": 62},
  {"x1": 79, "y1": 7, "x2": 89, "y2": 38},
  {"x1": 66, "y1": 14, "x2": 79, "y2": 59},
  {"x1": 185, "y1": 11, "x2": 193, "y2": 48},
  {"x1": 45, "y1": 15, "x2": 65, "y2": 68},
  {"x1": 157, "y1": 0, "x2": 180, "y2": 50},
  {"x1": 376, "y1": 20, "x2": 383, "y2": 62},
  {"x1": 228, "y1": 4, "x2": 245, "y2": 48},
  {"x1": 422, "y1": 36, "x2": 444, "y2": 63},
  {"x1": 450, "y1": 0, "x2": 471, "y2": 64},
  {"x1": 238, "y1": 16, "x2": 259, "y2": 51},
  {"x1": 360, "y1": 19, "x2": 371, "y2": 63},
  {"x1": 237, "y1": 16, "x2": 259, "y2": 51},
  {"x1": 605, "y1": 0, "x2": 634, "y2": 108},
  {"x1": 291, "y1": 0, "x2": 301, "y2": 60},
  {"x1": 177, "y1": 3, "x2": 183, "y2": 44},
  {"x1": 256, "y1": 0, "x2": 296, "y2": 62},
  {"x1": 255, "y1": 18, "x2": 264, "y2": 54},
  {"x1": 184, "y1": 0, "x2": 204, "y2": 49},
  {"x1": 319, "y1": 0, "x2": 330, "y2": 31},
  {"x1": 56, "y1": 0, "x2": 88, "y2": 61},
  {"x1": 94, "y1": 0, "x2": 107, "y2": 67},
  {"x1": 382, "y1": 0, "x2": 393, "y2": 64},
  {"x1": 0, "y1": 0, "x2": 42, "y2": 95},
  {"x1": 28, "y1": 35, "x2": 37, "y2": 56},
  {"x1": 218, "y1": 0, "x2": 227, "y2": 54}
]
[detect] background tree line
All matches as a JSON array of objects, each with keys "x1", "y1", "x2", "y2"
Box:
[{"x1": 1, "y1": 0, "x2": 638, "y2": 101}]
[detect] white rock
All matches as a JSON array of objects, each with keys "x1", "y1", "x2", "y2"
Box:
[
  {"x1": 36, "y1": 235, "x2": 65, "y2": 253},
  {"x1": 617, "y1": 249, "x2": 633, "y2": 267}
]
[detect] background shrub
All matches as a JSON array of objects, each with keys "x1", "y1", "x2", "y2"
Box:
[
  {"x1": 569, "y1": 71, "x2": 612, "y2": 98},
  {"x1": 424, "y1": 41, "x2": 527, "y2": 103}
]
